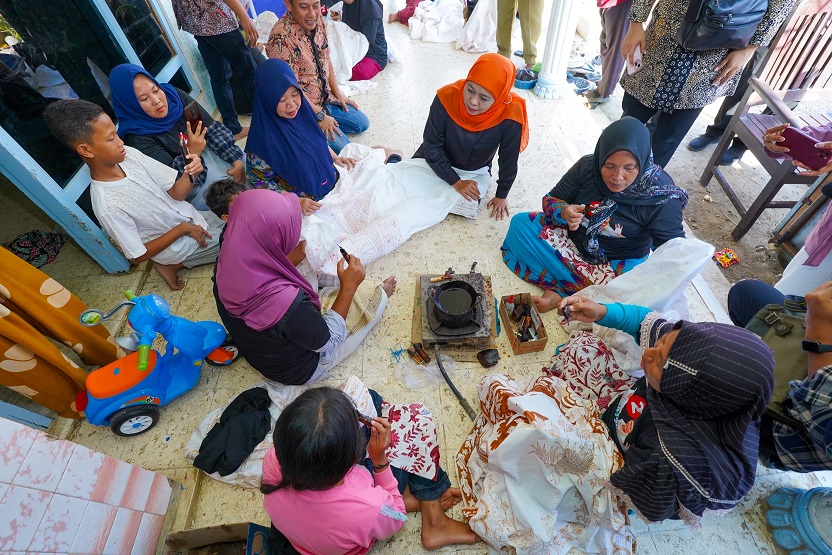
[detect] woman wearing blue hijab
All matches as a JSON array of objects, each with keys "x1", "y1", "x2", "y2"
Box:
[
  {"x1": 108, "y1": 64, "x2": 245, "y2": 211},
  {"x1": 245, "y1": 59, "x2": 356, "y2": 201}
]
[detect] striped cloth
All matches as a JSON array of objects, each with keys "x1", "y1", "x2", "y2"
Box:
[{"x1": 610, "y1": 313, "x2": 774, "y2": 523}]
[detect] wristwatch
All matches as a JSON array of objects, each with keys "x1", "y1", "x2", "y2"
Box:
[
  {"x1": 802, "y1": 340, "x2": 832, "y2": 353},
  {"x1": 316, "y1": 109, "x2": 326, "y2": 122}
]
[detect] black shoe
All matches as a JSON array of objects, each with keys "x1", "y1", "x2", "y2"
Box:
[
  {"x1": 688, "y1": 134, "x2": 721, "y2": 151},
  {"x1": 720, "y1": 145, "x2": 746, "y2": 165},
  {"x1": 513, "y1": 50, "x2": 524, "y2": 57}
]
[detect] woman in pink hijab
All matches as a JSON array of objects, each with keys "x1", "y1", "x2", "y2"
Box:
[{"x1": 211, "y1": 187, "x2": 396, "y2": 384}]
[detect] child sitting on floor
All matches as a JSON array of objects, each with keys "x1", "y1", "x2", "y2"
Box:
[
  {"x1": 43, "y1": 99, "x2": 224, "y2": 290},
  {"x1": 261, "y1": 387, "x2": 479, "y2": 554}
]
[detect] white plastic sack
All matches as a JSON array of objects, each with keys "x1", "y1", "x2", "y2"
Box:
[
  {"x1": 393, "y1": 354, "x2": 456, "y2": 389},
  {"x1": 409, "y1": 0, "x2": 465, "y2": 43}
]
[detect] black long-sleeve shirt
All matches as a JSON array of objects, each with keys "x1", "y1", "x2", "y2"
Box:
[
  {"x1": 413, "y1": 96, "x2": 522, "y2": 199},
  {"x1": 358, "y1": 18, "x2": 388, "y2": 69},
  {"x1": 547, "y1": 155, "x2": 685, "y2": 261}
]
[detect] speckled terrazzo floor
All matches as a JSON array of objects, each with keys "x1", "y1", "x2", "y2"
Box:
[{"x1": 1, "y1": 6, "x2": 831, "y2": 554}]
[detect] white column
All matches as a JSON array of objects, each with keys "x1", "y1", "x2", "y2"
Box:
[{"x1": 534, "y1": 0, "x2": 580, "y2": 100}]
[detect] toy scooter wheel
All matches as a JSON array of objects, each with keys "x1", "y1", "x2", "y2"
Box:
[
  {"x1": 205, "y1": 337, "x2": 240, "y2": 366},
  {"x1": 109, "y1": 405, "x2": 160, "y2": 436}
]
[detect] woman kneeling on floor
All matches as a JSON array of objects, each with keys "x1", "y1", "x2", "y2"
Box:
[
  {"x1": 209, "y1": 186, "x2": 396, "y2": 385},
  {"x1": 560, "y1": 295, "x2": 774, "y2": 522},
  {"x1": 262, "y1": 387, "x2": 479, "y2": 553},
  {"x1": 501, "y1": 117, "x2": 687, "y2": 313}
]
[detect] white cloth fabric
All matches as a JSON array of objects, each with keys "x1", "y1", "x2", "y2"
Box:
[
  {"x1": 302, "y1": 143, "x2": 486, "y2": 275},
  {"x1": 448, "y1": 172, "x2": 490, "y2": 219},
  {"x1": 409, "y1": 0, "x2": 465, "y2": 43},
  {"x1": 90, "y1": 146, "x2": 207, "y2": 264},
  {"x1": 326, "y1": 19, "x2": 370, "y2": 84},
  {"x1": 456, "y1": 0, "x2": 498, "y2": 52},
  {"x1": 456, "y1": 373, "x2": 635, "y2": 555},
  {"x1": 255, "y1": 11, "x2": 280, "y2": 44},
  {"x1": 564, "y1": 237, "x2": 715, "y2": 375},
  {"x1": 775, "y1": 245, "x2": 832, "y2": 296}
]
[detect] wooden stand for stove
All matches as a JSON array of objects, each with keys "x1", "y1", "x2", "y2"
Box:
[{"x1": 411, "y1": 274, "x2": 497, "y2": 363}]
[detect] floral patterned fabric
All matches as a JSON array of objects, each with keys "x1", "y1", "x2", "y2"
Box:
[
  {"x1": 171, "y1": 0, "x2": 238, "y2": 36},
  {"x1": 547, "y1": 330, "x2": 636, "y2": 410},
  {"x1": 456, "y1": 374, "x2": 636, "y2": 555},
  {"x1": 381, "y1": 402, "x2": 439, "y2": 480},
  {"x1": 246, "y1": 152, "x2": 322, "y2": 200}
]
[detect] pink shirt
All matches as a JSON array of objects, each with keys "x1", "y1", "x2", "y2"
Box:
[{"x1": 262, "y1": 450, "x2": 407, "y2": 555}]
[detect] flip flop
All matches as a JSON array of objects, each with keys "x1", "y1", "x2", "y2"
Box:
[{"x1": 583, "y1": 90, "x2": 610, "y2": 104}]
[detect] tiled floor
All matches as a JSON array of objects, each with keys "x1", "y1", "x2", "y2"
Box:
[{"x1": 1, "y1": 8, "x2": 831, "y2": 555}]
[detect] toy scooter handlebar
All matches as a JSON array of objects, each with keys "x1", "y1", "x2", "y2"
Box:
[{"x1": 137, "y1": 344, "x2": 151, "y2": 371}]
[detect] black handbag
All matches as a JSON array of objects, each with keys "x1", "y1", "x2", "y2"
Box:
[{"x1": 676, "y1": 0, "x2": 769, "y2": 52}]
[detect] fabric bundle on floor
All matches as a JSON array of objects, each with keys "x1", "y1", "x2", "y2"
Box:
[
  {"x1": 456, "y1": 374, "x2": 636, "y2": 555},
  {"x1": 192, "y1": 387, "x2": 272, "y2": 476}
]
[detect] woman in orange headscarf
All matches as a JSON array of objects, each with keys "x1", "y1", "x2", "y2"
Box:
[{"x1": 413, "y1": 53, "x2": 528, "y2": 220}]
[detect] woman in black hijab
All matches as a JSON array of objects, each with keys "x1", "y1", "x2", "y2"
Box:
[
  {"x1": 501, "y1": 116, "x2": 688, "y2": 313},
  {"x1": 342, "y1": 0, "x2": 388, "y2": 80},
  {"x1": 559, "y1": 295, "x2": 775, "y2": 522}
]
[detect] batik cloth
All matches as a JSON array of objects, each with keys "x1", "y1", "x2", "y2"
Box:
[
  {"x1": 0, "y1": 247, "x2": 123, "y2": 418},
  {"x1": 171, "y1": 0, "x2": 238, "y2": 36},
  {"x1": 501, "y1": 213, "x2": 645, "y2": 297},
  {"x1": 456, "y1": 373, "x2": 635, "y2": 555}
]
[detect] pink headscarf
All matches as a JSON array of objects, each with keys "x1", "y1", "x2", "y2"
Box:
[{"x1": 216, "y1": 189, "x2": 320, "y2": 331}]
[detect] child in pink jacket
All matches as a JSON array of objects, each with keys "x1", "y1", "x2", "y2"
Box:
[{"x1": 261, "y1": 387, "x2": 478, "y2": 554}]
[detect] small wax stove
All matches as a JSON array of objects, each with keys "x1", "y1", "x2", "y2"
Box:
[{"x1": 419, "y1": 273, "x2": 493, "y2": 348}]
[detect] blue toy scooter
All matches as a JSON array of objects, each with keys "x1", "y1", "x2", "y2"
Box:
[{"x1": 76, "y1": 290, "x2": 239, "y2": 436}]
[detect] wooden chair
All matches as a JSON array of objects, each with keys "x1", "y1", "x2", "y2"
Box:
[{"x1": 699, "y1": 0, "x2": 832, "y2": 241}]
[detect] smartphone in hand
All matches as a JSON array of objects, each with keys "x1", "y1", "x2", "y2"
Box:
[
  {"x1": 184, "y1": 101, "x2": 203, "y2": 134},
  {"x1": 626, "y1": 45, "x2": 644, "y2": 75},
  {"x1": 178, "y1": 133, "x2": 194, "y2": 183},
  {"x1": 781, "y1": 127, "x2": 832, "y2": 171}
]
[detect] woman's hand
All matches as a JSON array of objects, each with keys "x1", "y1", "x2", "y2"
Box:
[
  {"x1": 559, "y1": 295, "x2": 607, "y2": 323},
  {"x1": 453, "y1": 179, "x2": 481, "y2": 201},
  {"x1": 226, "y1": 160, "x2": 245, "y2": 183},
  {"x1": 487, "y1": 197, "x2": 510, "y2": 220},
  {"x1": 713, "y1": 45, "x2": 756, "y2": 87},
  {"x1": 336, "y1": 254, "x2": 366, "y2": 292},
  {"x1": 763, "y1": 123, "x2": 791, "y2": 153},
  {"x1": 184, "y1": 153, "x2": 204, "y2": 177},
  {"x1": 561, "y1": 204, "x2": 585, "y2": 231},
  {"x1": 319, "y1": 114, "x2": 342, "y2": 141},
  {"x1": 793, "y1": 149, "x2": 832, "y2": 176},
  {"x1": 334, "y1": 156, "x2": 356, "y2": 170},
  {"x1": 299, "y1": 197, "x2": 322, "y2": 216},
  {"x1": 288, "y1": 239, "x2": 306, "y2": 265},
  {"x1": 620, "y1": 22, "x2": 646, "y2": 65},
  {"x1": 187, "y1": 121, "x2": 208, "y2": 157},
  {"x1": 367, "y1": 417, "x2": 391, "y2": 468}
]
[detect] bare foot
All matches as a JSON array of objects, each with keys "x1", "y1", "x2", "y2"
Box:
[
  {"x1": 154, "y1": 262, "x2": 185, "y2": 290},
  {"x1": 532, "y1": 290, "x2": 562, "y2": 314},
  {"x1": 439, "y1": 487, "x2": 462, "y2": 511},
  {"x1": 402, "y1": 487, "x2": 420, "y2": 512},
  {"x1": 387, "y1": 13, "x2": 398, "y2": 23},
  {"x1": 421, "y1": 500, "x2": 479, "y2": 550},
  {"x1": 233, "y1": 127, "x2": 250, "y2": 140},
  {"x1": 382, "y1": 276, "x2": 397, "y2": 297}
]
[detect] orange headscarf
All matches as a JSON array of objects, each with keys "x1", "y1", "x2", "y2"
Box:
[{"x1": 435, "y1": 53, "x2": 529, "y2": 152}]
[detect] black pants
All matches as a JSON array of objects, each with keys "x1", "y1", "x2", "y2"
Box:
[
  {"x1": 621, "y1": 92, "x2": 703, "y2": 168},
  {"x1": 726, "y1": 278, "x2": 786, "y2": 327},
  {"x1": 195, "y1": 29, "x2": 256, "y2": 134},
  {"x1": 701, "y1": 48, "x2": 767, "y2": 151}
]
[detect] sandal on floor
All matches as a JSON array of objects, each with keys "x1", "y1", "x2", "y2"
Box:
[{"x1": 583, "y1": 90, "x2": 610, "y2": 104}]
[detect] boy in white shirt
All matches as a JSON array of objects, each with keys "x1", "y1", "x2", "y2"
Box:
[{"x1": 44, "y1": 99, "x2": 224, "y2": 290}]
